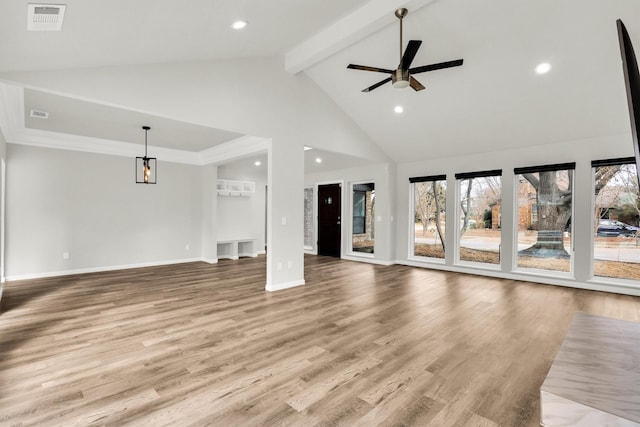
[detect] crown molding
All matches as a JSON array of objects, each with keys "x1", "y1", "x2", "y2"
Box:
[
  {"x1": 198, "y1": 135, "x2": 269, "y2": 165},
  {"x1": 0, "y1": 83, "x2": 268, "y2": 166}
]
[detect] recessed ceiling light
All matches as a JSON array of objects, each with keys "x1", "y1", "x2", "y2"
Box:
[
  {"x1": 394, "y1": 105, "x2": 404, "y2": 114},
  {"x1": 535, "y1": 62, "x2": 551, "y2": 74},
  {"x1": 254, "y1": 160, "x2": 261, "y2": 166},
  {"x1": 315, "y1": 158, "x2": 322, "y2": 163},
  {"x1": 231, "y1": 20, "x2": 247, "y2": 30}
]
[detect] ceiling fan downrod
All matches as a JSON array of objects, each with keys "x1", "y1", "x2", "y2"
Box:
[{"x1": 395, "y1": 8, "x2": 408, "y2": 65}]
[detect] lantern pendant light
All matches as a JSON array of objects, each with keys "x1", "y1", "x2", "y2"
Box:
[{"x1": 136, "y1": 126, "x2": 157, "y2": 184}]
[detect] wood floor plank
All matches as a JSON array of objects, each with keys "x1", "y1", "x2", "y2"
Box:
[{"x1": 1, "y1": 254, "x2": 639, "y2": 426}]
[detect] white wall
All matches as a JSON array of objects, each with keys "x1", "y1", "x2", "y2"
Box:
[
  {"x1": 217, "y1": 159, "x2": 267, "y2": 252},
  {"x1": 395, "y1": 133, "x2": 640, "y2": 296},
  {"x1": 305, "y1": 162, "x2": 396, "y2": 265},
  {"x1": 5, "y1": 144, "x2": 203, "y2": 280}
]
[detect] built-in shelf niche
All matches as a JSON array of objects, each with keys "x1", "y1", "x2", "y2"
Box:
[{"x1": 217, "y1": 179, "x2": 255, "y2": 196}]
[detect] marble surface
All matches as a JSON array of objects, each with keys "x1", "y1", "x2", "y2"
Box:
[{"x1": 541, "y1": 313, "x2": 640, "y2": 426}]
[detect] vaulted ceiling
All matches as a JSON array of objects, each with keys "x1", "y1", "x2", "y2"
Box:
[{"x1": 0, "y1": 0, "x2": 639, "y2": 166}]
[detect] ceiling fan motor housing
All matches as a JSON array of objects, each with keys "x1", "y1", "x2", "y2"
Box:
[{"x1": 392, "y1": 68, "x2": 410, "y2": 88}]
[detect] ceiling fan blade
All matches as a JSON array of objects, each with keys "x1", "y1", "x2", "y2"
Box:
[
  {"x1": 399, "y1": 40, "x2": 422, "y2": 70},
  {"x1": 347, "y1": 64, "x2": 394, "y2": 74},
  {"x1": 409, "y1": 76, "x2": 425, "y2": 91},
  {"x1": 362, "y1": 77, "x2": 392, "y2": 92},
  {"x1": 410, "y1": 59, "x2": 463, "y2": 74}
]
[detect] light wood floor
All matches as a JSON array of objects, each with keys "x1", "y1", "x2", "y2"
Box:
[{"x1": 1, "y1": 255, "x2": 639, "y2": 426}]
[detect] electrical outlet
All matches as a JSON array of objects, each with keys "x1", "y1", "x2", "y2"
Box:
[
  {"x1": 185, "y1": 244, "x2": 190, "y2": 251},
  {"x1": 62, "y1": 252, "x2": 70, "y2": 260},
  {"x1": 281, "y1": 216, "x2": 287, "y2": 225}
]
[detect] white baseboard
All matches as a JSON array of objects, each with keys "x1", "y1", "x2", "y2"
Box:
[
  {"x1": 201, "y1": 258, "x2": 218, "y2": 264},
  {"x1": 257, "y1": 250, "x2": 266, "y2": 255},
  {"x1": 342, "y1": 255, "x2": 394, "y2": 266},
  {"x1": 265, "y1": 279, "x2": 305, "y2": 292},
  {"x1": 5, "y1": 257, "x2": 205, "y2": 282},
  {"x1": 0, "y1": 283, "x2": 3, "y2": 303}
]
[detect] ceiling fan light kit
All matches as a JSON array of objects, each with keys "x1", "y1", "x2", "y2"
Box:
[
  {"x1": 392, "y1": 69, "x2": 410, "y2": 88},
  {"x1": 347, "y1": 8, "x2": 463, "y2": 93}
]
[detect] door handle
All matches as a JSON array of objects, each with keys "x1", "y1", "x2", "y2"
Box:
[{"x1": 337, "y1": 221, "x2": 341, "y2": 225}]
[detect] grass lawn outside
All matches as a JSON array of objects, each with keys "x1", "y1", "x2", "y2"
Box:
[{"x1": 413, "y1": 244, "x2": 640, "y2": 280}]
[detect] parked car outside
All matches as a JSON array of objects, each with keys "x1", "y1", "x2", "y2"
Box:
[{"x1": 597, "y1": 219, "x2": 639, "y2": 237}]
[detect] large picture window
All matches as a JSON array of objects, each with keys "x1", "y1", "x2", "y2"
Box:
[
  {"x1": 592, "y1": 158, "x2": 640, "y2": 280},
  {"x1": 515, "y1": 163, "x2": 574, "y2": 273},
  {"x1": 456, "y1": 170, "x2": 502, "y2": 265},
  {"x1": 410, "y1": 175, "x2": 446, "y2": 259}
]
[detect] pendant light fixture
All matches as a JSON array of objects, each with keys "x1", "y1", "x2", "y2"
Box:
[{"x1": 136, "y1": 126, "x2": 157, "y2": 184}]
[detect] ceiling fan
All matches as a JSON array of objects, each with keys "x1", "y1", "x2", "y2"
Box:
[{"x1": 347, "y1": 8, "x2": 463, "y2": 92}]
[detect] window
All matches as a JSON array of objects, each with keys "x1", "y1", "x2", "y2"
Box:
[
  {"x1": 592, "y1": 158, "x2": 640, "y2": 281},
  {"x1": 456, "y1": 170, "x2": 502, "y2": 265},
  {"x1": 304, "y1": 187, "x2": 314, "y2": 249},
  {"x1": 351, "y1": 183, "x2": 374, "y2": 254},
  {"x1": 531, "y1": 204, "x2": 538, "y2": 223},
  {"x1": 515, "y1": 163, "x2": 574, "y2": 273},
  {"x1": 353, "y1": 191, "x2": 366, "y2": 234},
  {"x1": 410, "y1": 175, "x2": 446, "y2": 259}
]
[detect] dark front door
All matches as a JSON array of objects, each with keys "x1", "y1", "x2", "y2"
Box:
[{"x1": 318, "y1": 183, "x2": 341, "y2": 257}]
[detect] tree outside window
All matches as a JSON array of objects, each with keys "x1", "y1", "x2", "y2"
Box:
[
  {"x1": 516, "y1": 163, "x2": 574, "y2": 273},
  {"x1": 457, "y1": 171, "x2": 501, "y2": 265},
  {"x1": 411, "y1": 176, "x2": 446, "y2": 259}
]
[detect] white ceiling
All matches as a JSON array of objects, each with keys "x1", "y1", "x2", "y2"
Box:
[
  {"x1": 306, "y1": 0, "x2": 640, "y2": 163},
  {"x1": 0, "y1": 0, "x2": 371, "y2": 72},
  {"x1": 24, "y1": 89, "x2": 242, "y2": 152},
  {"x1": 221, "y1": 148, "x2": 372, "y2": 175},
  {"x1": 1, "y1": 0, "x2": 639, "y2": 166}
]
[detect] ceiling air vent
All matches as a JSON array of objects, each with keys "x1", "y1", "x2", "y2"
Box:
[
  {"x1": 28, "y1": 4, "x2": 66, "y2": 31},
  {"x1": 30, "y1": 109, "x2": 49, "y2": 119}
]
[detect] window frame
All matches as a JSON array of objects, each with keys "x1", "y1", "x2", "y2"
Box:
[
  {"x1": 454, "y1": 169, "x2": 503, "y2": 269},
  {"x1": 589, "y1": 157, "x2": 640, "y2": 285},
  {"x1": 408, "y1": 175, "x2": 447, "y2": 263},
  {"x1": 512, "y1": 163, "x2": 575, "y2": 278},
  {"x1": 347, "y1": 180, "x2": 375, "y2": 258}
]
